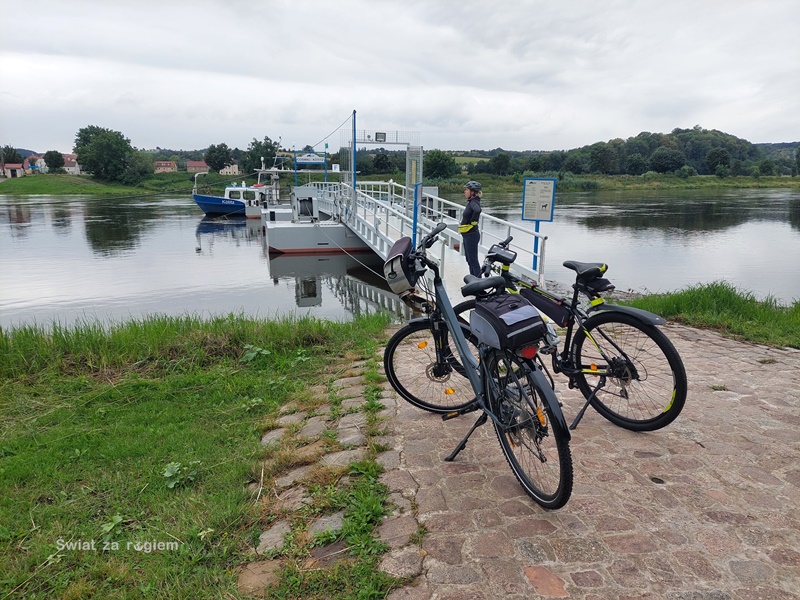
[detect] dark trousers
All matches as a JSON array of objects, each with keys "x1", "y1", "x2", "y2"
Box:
[{"x1": 462, "y1": 231, "x2": 481, "y2": 277}]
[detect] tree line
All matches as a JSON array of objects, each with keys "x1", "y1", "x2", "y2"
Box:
[
  {"x1": 424, "y1": 126, "x2": 800, "y2": 179},
  {"x1": 9, "y1": 124, "x2": 799, "y2": 184}
]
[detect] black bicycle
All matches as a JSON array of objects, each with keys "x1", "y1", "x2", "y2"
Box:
[
  {"x1": 452, "y1": 237, "x2": 688, "y2": 432},
  {"x1": 383, "y1": 224, "x2": 573, "y2": 509}
]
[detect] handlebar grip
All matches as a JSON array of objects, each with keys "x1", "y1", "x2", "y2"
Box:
[
  {"x1": 423, "y1": 222, "x2": 448, "y2": 248},
  {"x1": 500, "y1": 235, "x2": 513, "y2": 247}
]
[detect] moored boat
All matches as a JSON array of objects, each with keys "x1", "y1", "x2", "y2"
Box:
[{"x1": 192, "y1": 169, "x2": 284, "y2": 218}]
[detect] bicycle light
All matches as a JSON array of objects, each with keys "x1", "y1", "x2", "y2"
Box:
[{"x1": 518, "y1": 345, "x2": 538, "y2": 359}]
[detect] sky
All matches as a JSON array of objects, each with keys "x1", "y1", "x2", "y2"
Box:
[{"x1": 1, "y1": 0, "x2": 798, "y2": 155}]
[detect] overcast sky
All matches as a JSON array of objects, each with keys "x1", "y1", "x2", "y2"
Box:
[{"x1": 1, "y1": 0, "x2": 798, "y2": 155}]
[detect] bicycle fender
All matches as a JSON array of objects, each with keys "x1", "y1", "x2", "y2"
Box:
[
  {"x1": 587, "y1": 304, "x2": 666, "y2": 326},
  {"x1": 529, "y1": 366, "x2": 571, "y2": 441}
]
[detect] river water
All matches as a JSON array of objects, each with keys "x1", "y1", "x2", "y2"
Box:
[{"x1": 1, "y1": 188, "x2": 798, "y2": 329}]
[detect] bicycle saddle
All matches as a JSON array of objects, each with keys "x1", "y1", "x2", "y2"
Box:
[
  {"x1": 562, "y1": 260, "x2": 608, "y2": 282},
  {"x1": 461, "y1": 275, "x2": 506, "y2": 297}
]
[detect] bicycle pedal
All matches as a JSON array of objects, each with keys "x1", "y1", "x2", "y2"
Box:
[{"x1": 441, "y1": 411, "x2": 461, "y2": 421}]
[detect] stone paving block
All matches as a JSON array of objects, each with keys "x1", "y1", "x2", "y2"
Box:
[
  {"x1": 337, "y1": 427, "x2": 366, "y2": 447},
  {"x1": 338, "y1": 412, "x2": 367, "y2": 429},
  {"x1": 297, "y1": 416, "x2": 327, "y2": 439},
  {"x1": 377, "y1": 514, "x2": 419, "y2": 549},
  {"x1": 308, "y1": 510, "x2": 345, "y2": 537},
  {"x1": 256, "y1": 520, "x2": 291, "y2": 555},
  {"x1": 274, "y1": 465, "x2": 314, "y2": 489},
  {"x1": 319, "y1": 448, "x2": 365, "y2": 467},
  {"x1": 379, "y1": 546, "x2": 425, "y2": 579},
  {"x1": 276, "y1": 412, "x2": 305, "y2": 426},
  {"x1": 260, "y1": 428, "x2": 285, "y2": 446},
  {"x1": 237, "y1": 559, "x2": 284, "y2": 597}
]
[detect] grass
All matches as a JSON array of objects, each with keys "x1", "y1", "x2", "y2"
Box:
[
  {"x1": 0, "y1": 312, "x2": 399, "y2": 599},
  {"x1": 0, "y1": 172, "x2": 246, "y2": 198},
  {"x1": 4, "y1": 171, "x2": 798, "y2": 198},
  {"x1": 621, "y1": 281, "x2": 800, "y2": 349}
]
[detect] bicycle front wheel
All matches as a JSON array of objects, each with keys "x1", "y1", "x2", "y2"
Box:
[
  {"x1": 384, "y1": 319, "x2": 478, "y2": 413},
  {"x1": 571, "y1": 311, "x2": 687, "y2": 431},
  {"x1": 487, "y1": 351, "x2": 573, "y2": 509}
]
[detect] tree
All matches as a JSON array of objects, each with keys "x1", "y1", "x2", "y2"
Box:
[
  {"x1": 563, "y1": 153, "x2": 584, "y2": 174},
  {"x1": 758, "y1": 159, "x2": 776, "y2": 176},
  {"x1": 490, "y1": 152, "x2": 511, "y2": 175},
  {"x1": 43, "y1": 150, "x2": 65, "y2": 170},
  {"x1": 74, "y1": 125, "x2": 134, "y2": 182},
  {"x1": 372, "y1": 152, "x2": 392, "y2": 173},
  {"x1": 705, "y1": 147, "x2": 731, "y2": 173},
  {"x1": 239, "y1": 136, "x2": 280, "y2": 177},
  {"x1": 649, "y1": 147, "x2": 686, "y2": 173},
  {"x1": 119, "y1": 151, "x2": 153, "y2": 185},
  {"x1": 205, "y1": 143, "x2": 232, "y2": 172},
  {"x1": 589, "y1": 142, "x2": 618, "y2": 174},
  {"x1": 625, "y1": 153, "x2": 648, "y2": 175},
  {"x1": 424, "y1": 149, "x2": 458, "y2": 178},
  {"x1": 2, "y1": 145, "x2": 23, "y2": 164}
]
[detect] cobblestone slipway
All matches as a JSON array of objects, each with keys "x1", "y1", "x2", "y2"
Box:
[{"x1": 377, "y1": 324, "x2": 800, "y2": 599}]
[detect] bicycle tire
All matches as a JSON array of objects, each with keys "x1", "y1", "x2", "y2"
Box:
[
  {"x1": 487, "y1": 350, "x2": 573, "y2": 509},
  {"x1": 571, "y1": 311, "x2": 687, "y2": 431},
  {"x1": 384, "y1": 319, "x2": 478, "y2": 413}
]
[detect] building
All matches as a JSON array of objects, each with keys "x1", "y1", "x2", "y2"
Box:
[
  {"x1": 219, "y1": 163, "x2": 240, "y2": 176},
  {"x1": 63, "y1": 159, "x2": 81, "y2": 175},
  {"x1": 3, "y1": 163, "x2": 25, "y2": 178},
  {"x1": 154, "y1": 160, "x2": 177, "y2": 173},
  {"x1": 186, "y1": 160, "x2": 208, "y2": 173}
]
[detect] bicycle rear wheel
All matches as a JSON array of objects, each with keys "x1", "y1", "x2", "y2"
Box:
[
  {"x1": 571, "y1": 311, "x2": 687, "y2": 431},
  {"x1": 384, "y1": 319, "x2": 478, "y2": 413},
  {"x1": 487, "y1": 351, "x2": 573, "y2": 509}
]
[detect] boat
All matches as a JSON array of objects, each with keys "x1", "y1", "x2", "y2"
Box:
[{"x1": 192, "y1": 168, "x2": 284, "y2": 218}]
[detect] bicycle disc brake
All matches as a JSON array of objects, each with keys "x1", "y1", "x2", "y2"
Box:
[{"x1": 426, "y1": 360, "x2": 452, "y2": 382}]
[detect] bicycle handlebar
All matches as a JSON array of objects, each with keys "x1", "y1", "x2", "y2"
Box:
[{"x1": 418, "y1": 222, "x2": 448, "y2": 251}]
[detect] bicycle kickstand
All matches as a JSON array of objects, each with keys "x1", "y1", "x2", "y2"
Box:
[
  {"x1": 444, "y1": 412, "x2": 488, "y2": 462},
  {"x1": 569, "y1": 376, "x2": 606, "y2": 430}
]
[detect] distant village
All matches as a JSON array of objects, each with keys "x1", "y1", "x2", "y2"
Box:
[{"x1": 1, "y1": 154, "x2": 241, "y2": 179}]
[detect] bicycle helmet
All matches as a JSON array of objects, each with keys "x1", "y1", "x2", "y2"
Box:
[{"x1": 464, "y1": 180, "x2": 482, "y2": 192}]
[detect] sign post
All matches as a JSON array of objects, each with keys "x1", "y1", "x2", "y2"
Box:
[{"x1": 521, "y1": 177, "x2": 556, "y2": 272}]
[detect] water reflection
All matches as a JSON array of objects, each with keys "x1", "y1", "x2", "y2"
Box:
[{"x1": 83, "y1": 199, "x2": 158, "y2": 255}]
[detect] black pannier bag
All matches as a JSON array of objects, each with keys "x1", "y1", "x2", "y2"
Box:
[
  {"x1": 470, "y1": 293, "x2": 547, "y2": 350},
  {"x1": 384, "y1": 237, "x2": 417, "y2": 296},
  {"x1": 519, "y1": 287, "x2": 571, "y2": 328}
]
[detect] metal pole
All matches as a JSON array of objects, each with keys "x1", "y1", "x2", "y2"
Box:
[
  {"x1": 411, "y1": 182, "x2": 421, "y2": 248},
  {"x1": 533, "y1": 221, "x2": 540, "y2": 271},
  {"x1": 352, "y1": 110, "x2": 357, "y2": 210}
]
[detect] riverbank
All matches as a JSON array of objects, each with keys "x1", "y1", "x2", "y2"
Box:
[
  {"x1": 2, "y1": 171, "x2": 799, "y2": 196},
  {"x1": 1, "y1": 284, "x2": 797, "y2": 596},
  {"x1": 0, "y1": 313, "x2": 404, "y2": 598}
]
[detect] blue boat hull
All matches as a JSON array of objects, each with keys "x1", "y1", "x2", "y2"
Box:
[{"x1": 193, "y1": 194, "x2": 245, "y2": 217}]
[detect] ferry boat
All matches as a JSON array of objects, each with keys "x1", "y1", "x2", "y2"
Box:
[{"x1": 192, "y1": 168, "x2": 284, "y2": 218}]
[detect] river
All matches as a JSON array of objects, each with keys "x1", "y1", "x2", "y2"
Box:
[{"x1": 1, "y1": 188, "x2": 798, "y2": 329}]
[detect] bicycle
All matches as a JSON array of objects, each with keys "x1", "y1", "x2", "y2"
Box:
[
  {"x1": 382, "y1": 223, "x2": 573, "y2": 509},
  {"x1": 453, "y1": 237, "x2": 688, "y2": 432}
]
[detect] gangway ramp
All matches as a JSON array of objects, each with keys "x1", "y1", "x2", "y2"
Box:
[{"x1": 307, "y1": 180, "x2": 549, "y2": 296}]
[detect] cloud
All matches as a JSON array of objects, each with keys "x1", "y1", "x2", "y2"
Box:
[{"x1": 1, "y1": 0, "x2": 798, "y2": 153}]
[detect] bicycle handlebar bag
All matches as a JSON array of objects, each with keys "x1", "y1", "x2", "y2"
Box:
[
  {"x1": 470, "y1": 293, "x2": 546, "y2": 350},
  {"x1": 519, "y1": 288, "x2": 571, "y2": 328},
  {"x1": 384, "y1": 237, "x2": 417, "y2": 296}
]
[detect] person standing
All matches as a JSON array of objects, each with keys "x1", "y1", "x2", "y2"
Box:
[{"x1": 459, "y1": 180, "x2": 483, "y2": 277}]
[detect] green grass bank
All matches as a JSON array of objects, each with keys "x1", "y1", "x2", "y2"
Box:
[
  {"x1": 622, "y1": 281, "x2": 800, "y2": 349},
  {"x1": 3, "y1": 171, "x2": 798, "y2": 197},
  {"x1": 0, "y1": 313, "x2": 405, "y2": 599}
]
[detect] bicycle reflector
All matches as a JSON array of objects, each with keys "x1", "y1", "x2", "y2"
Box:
[
  {"x1": 518, "y1": 345, "x2": 538, "y2": 359},
  {"x1": 417, "y1": 341, "x2": 428, "y2": 349}
]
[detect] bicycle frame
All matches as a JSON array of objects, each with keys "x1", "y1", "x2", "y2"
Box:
[{"x1": 420, "y1": 255, "x2": 569, "y2": 441}]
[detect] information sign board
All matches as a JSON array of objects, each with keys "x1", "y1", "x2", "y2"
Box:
[
  {"x1": 296, "y1": 153, "x2": 326, "y2": 165},
  {"x1": 521, "y1": 177, "x2": 556, "y2": 222}
]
